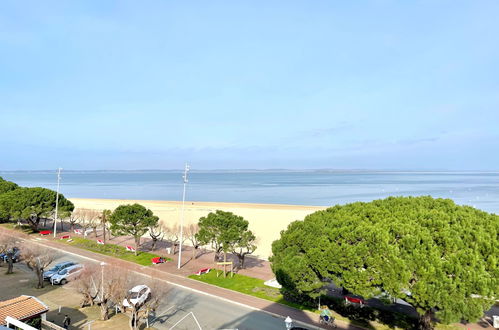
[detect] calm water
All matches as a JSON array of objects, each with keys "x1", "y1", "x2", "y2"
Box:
[{"x1": 1, "y1": 170, "x2": 498, "y2": 213}]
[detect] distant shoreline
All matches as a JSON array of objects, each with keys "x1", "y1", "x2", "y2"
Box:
[{"x1": 70, "y1": 197, "x2": 326, "y2": 210}]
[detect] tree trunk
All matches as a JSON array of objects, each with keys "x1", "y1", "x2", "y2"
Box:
[
  {"x1": 191, "y1": 245, "x2": 198, "y2": 260},
  {"x1": 60, "y1": 220, "x2": 64, "y2": 232},
  {"x1": 134, "y1": 236, "x2": 140, "y2": 256},
  {"x1": 36, "y1": 269, "x2": 44, "y2": 289},
  {"x1": 6, "y1": 254, "x2": 14, "y2": 274},
  {"x1": 93, "y1": 227, "x2": 97, "y2": 237},
  {"x1": 100, "y1": 301, "x2": 109, "y2": 320},
  {"x1": 129, "y1": 308, "x2": 139, "y2": 330},
  {"x1": 151, "y1": 238, "x2": 157, "y2": 251},
  {"x1": 80, "y1": 294, "x2": 95, "y2": 308},
  {"x1": 70, "y1": 222, "x2": 75, "y2": 232},
  {"x1": 102, "y1": 224, "x2": 106, "y2": 244},
  {"x1": 419, "y1": 310, "x2": 433, "y2": 330},
  {"x1": 238, "y1": 253, "x2": 245, "y2": 269},
  {"x1": 28, "y1": 216, "x2": 40, "y2": 232}
]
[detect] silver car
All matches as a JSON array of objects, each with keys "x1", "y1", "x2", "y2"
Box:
[
  {"x1": 43, "y1": 261, "x2": 76, "y2": 281},
  {"x1": 51, "y1": 264, "x2": 84, "y2": 285}
]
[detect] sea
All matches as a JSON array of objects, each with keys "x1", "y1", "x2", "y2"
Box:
[{"x1": 1, "y1": 170, "x2": 498, "y2": 214}]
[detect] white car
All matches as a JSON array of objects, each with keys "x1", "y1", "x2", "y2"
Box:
[
  {"x1": 51, "y1": 264, "x2": 84, "y2": 285},
  {"x1": 123, "y1": 285, "x2": 151, "y2": 308}
]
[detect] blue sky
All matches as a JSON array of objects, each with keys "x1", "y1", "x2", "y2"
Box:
[{"x1": 1, "y1": 1, "x2": 498, "y2": 170}]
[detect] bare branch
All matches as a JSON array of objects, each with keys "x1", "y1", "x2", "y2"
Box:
[
  {"x1": 22, "y1": 244, "x2": 58, "y2": 288},
  {"x1": 185, "y1": 223, "x2": 201, "y2": 259}
]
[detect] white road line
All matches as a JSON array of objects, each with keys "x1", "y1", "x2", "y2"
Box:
[
  {"x1": 169, "y1": 311, "x2": 202, "y2": 330},
  {"x1": 22, "y1": 237, "x2": 317, "y2": 330}
]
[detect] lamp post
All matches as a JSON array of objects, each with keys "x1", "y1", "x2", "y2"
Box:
[
  {"x1": 53, "y1": 168, "x2": 62, "y2": 238},
  {"x1": 100, "y1": 262, "x2": 106, "y2": 302},
  {"x1": 284, "y1": 316, "x2": 293, "y2": 329},
  {"x1": 177, "y1": 163, "x2": 190, "y2": 269}
]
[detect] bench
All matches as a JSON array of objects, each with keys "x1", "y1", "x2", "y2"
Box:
[
  {"x1": 39, "y1": 230, "x2": 51, "y2": 236},
  {"x1": 125, "y1": 245, "x2": 136, "y2": 252},
  {"x1": 195, "y1": 268, "x2": 210, "y2": 276},
  {"x1": 152, "y1": 257, "x2": 165, "y2": 264},
  {"x1": 60, "y1": 235, "x2": 70, "y2": 240},
  {"x1": 345, "y1": 296, "x2": 365, "y2": 307},
  {"x1": 97, "y1": 239, "x2": 104, "y2": 245}
]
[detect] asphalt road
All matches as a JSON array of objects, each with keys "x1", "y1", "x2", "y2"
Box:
[{"x1": 43, "y1": 248, "x2": 315, "y2": 330}]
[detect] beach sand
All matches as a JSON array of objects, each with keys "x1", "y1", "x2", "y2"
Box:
[{"x1": 70, "y1": 198, "x2": 326, "y2": 259}]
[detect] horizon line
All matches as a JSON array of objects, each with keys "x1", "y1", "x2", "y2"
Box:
[{"x1": 2, "y1": 168, "x2": 499, "y2": 173}]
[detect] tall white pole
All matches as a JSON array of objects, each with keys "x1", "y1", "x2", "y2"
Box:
[
  {"x1": 177, "y1": 163, "x2": 190, "y2": 269},
  {"x1": 53, "y1": 168, "x2": 62, "y2": 238},
  {"x1": 100, "y1": 262, "x2": 105, "y2": 302}
]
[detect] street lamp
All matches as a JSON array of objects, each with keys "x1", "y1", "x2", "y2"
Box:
[
  {"x1": 177, "y1": 163, "x2": 190, "y2": 269},
  {"x1": 100, "y1": 262, "x2": 106, "y2": 302},
  {"x1": 53, "y1": 168, "x2": 62, "y2": 238},
  {"x1": 284, "y1": 316, "x2": 293, "y2": 329}
]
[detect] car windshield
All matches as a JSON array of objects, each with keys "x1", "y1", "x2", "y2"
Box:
[
  {"x1": 50, "y1": 265, "x2": 62, "y2": 272},
  {"x1": 129, "y1": 292, "x2": 140, "y2": 299},
  {"x1": 58, "y1": 269, "x2": 68, "y2": 275}
]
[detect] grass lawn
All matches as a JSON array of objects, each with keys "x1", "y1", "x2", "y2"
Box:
[
  {"x1": 60, "y1": 237, "x2": 169, "y2": 266},
  {"x1": 188, "y1": 270, "x2": 305, "y2": 309}
]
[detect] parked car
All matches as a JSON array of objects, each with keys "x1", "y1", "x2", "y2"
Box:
[
  {"x1": 122, "y1": 285, "x2": 151, "y2": 309},
  {"x1": 43, "y1": 261, "x2": 76, "y2": 281},
  {"x1": 51, "y1": 264, "x2": 84, "y2": 285},
  {"x1": 0, "y1": 247, "x2": 21, "y2": 263}
]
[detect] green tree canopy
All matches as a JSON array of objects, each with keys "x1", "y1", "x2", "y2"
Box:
[
  {"x1": 270, "y1": 196, "x2": 499, "y2": 329},
  {"x1": 0, "y1": 187, "x2": 74, "y2": 231},
  {"x1": 0, "y1": 177, "x2": 19, "y2": 195},
  {"x1": 108, "y1": 203, "x2": 159, "y2": 255},
  {"x1": 196, "y1": 210, "x2": 255, "y2": 261}
]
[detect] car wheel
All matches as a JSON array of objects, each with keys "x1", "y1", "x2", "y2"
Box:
[{"x1": 60, "y1": 279, "x2": 67, "y2": 285}]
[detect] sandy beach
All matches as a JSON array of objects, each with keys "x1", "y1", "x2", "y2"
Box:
[{"x1": 70, "y1": 198, "x2": 326, "y2": 259}]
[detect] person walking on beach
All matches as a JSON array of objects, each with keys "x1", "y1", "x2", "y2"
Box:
[{"x1": 63, "y1": 314, "x2": 71, "y2": 329}]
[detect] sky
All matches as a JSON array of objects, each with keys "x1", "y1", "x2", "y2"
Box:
[{"x1": 0, "y1": 1, "x2": 498, "y2": 170}]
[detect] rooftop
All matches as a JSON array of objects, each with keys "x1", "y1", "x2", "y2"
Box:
[{"x1": 0, "y1": 295, "x2": 48, "y2": 325}]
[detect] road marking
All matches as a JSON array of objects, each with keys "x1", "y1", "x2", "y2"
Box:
[{"x1": 169, "y1": 311, "x2": 202, "y2": 330}]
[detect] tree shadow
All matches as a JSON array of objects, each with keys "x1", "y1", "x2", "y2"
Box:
[
  {"x1": 274, "y1": 269, "x2": 420, "y2": 330},
  {"x1": 217, "y1": 301, "x2": 366, "y2": 330},
  {"x1": 147, "y1": 287, "x2": 198, "y2": 328}
]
